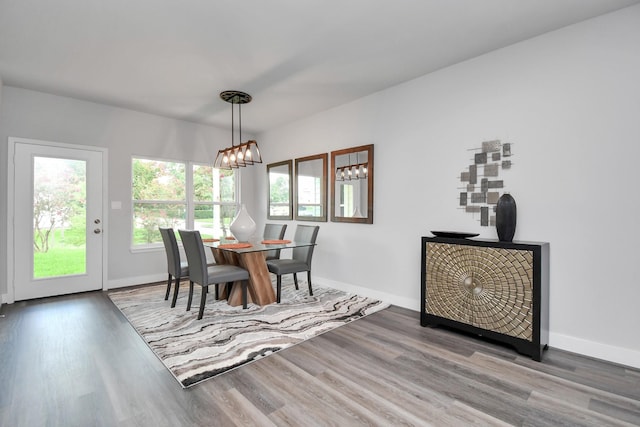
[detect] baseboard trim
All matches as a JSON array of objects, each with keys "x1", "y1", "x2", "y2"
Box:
[
  {"x1": 315, "y1": 276, "x2": 420, "y2": 312},
  {"x1": 107, "y1": 273, "x2": 166, "y2": 290},
  {"x1": 549, "y1": 332, "x2": 640, "y2": 370}
]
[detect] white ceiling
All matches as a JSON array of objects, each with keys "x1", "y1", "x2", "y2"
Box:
[{"x1": 1, "y1": 0, "x2": 638, "y2": 133}]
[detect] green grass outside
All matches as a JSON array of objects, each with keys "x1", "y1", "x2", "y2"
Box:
[
  {"x1": 34, "y1": 246, "x2": 86, "y2": 278},
  {"x1": 33, "y1": 226, "x2": 86, "y2": 277},
  {"x1": 35, "y1": 219, "x2": 223, "y2": 277},
  {"x1": 196, "y1": 218, "x2": 214, "y2": 226}
]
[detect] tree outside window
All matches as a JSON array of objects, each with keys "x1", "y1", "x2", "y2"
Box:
[
  {"x1": 132, "y1": 158, "x2": 238, "y2": 247},
  {"x1": 192, "y1": 164, "x2": 237, "y2": 240}
]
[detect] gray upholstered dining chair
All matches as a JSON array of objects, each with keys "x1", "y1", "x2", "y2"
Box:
[
  {"x1": 178, "y1": 229, "x2": 250, "y2": 319},
  {"x1": 159, "y1": 227, "x2": 189, "y2": 308},
  {"x1": 263, "y1": 223, "x2": 287, "y2": 261},
  {"x1": 266, "y1": 224, "x2": 319, "y2": 303}
]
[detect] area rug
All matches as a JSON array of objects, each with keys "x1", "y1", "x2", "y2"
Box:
[{"x1": 108, "y1": 281, "x2": 389, "y2": 387}]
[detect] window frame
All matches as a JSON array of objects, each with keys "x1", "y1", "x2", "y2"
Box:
[{"x1": 131, "y1": 156, "x2": 239, "y2": 251}]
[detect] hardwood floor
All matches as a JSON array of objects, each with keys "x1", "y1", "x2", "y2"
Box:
[{"x1": 1, "y1": 288, "x2": 638, "y2": 426}]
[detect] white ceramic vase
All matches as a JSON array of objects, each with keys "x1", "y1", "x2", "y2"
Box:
[{"x1": 230, "y1": 204, "x2": 256, "y2": 242}]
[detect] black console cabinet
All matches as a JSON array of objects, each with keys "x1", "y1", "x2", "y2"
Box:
[{"x1": 421, "y1": 237, "x2": 549, "y2": 361}]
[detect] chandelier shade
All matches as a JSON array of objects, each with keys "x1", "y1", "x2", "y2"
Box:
[{"x1": 214, "y1": 90, "x2": 262, "y2": 170}]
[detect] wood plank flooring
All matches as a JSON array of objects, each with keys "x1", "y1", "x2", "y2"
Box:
[{"x1": 0, "y1": 288, "x2": 638, "y2": 426}]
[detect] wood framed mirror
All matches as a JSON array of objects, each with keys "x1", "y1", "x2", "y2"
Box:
[
  {"x1": 267, "y1": 160, "x2": 293, "y2": 220},
  {"x1": 331, "y1": 144, "x2": 374, "y2": 224},
  {"x1": 294, "y1": 153, "x2": 327, "y2": 222}
]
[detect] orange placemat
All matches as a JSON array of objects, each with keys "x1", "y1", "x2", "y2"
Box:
[
  {"x1": 261, "y1": 239, "x2": 292, "y2": 244},
  {"x1": 218, "y1": 243, "x2": 253, "y2": 249},
  {"x1": 202, "y1": 238, "x2": 219, "y2": 243}
]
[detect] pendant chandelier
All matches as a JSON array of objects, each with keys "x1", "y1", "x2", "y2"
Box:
[
  {"x1": 214, "y1": 90, "x2": 262, "y2": 169},
  {"x1": 336, "y1": 153, "x2": 368, "y2": 181}
]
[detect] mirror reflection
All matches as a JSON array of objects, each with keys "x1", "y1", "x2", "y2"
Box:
[
  {"x1": 267, "y1": 160, "x2": 293, "y2": 220},
  {"x1": 331, "y1": 144, "x2": 374, "y2": 224},
  {"x1": 295, "y1": 153, "x2": 327, "y2": 222}
]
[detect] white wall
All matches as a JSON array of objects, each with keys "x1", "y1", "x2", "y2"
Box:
[
  {"x1": 253, "y1": 5, "x2": 640, "y2": 368},
  {"x1": 0, "y1": 87, "x2": 259, "y2": 291}
]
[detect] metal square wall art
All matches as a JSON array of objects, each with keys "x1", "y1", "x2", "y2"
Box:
[{"x1": 459, "y1": 139, "x2": 514, "y2": 226}]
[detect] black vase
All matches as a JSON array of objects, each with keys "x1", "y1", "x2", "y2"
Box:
[{"x1": 496, "y1": 193, "x2": 517, "y2": 242}]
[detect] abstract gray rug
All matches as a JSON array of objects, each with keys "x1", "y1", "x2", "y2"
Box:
[{"x1": 108, "y1": 281, "x2": 389, "y2": 387}]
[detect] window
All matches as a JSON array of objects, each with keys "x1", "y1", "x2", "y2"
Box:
[
  {"x1": 191, "y1": 164, "x2": 237, "y2": 240},
  {"x1": 132, "y1": 158, "x2": 238, "y2": 248}
]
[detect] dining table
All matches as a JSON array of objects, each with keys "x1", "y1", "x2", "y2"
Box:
[{"x1": 202, "y1": 238, "x2": 315, "y2": 307}]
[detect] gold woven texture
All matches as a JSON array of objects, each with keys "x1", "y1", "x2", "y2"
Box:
[{"x1": 425, "y1": 242, "x2": 534, "y2": 341}]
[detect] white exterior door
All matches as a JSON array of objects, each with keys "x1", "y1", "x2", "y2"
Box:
[{"x1": 11, "y1": 139, "x2": 105, "y2": 300}]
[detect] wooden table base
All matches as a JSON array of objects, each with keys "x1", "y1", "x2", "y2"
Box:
[{"x1": 210, "y1": 248, "x2": 276, "y2": 306}]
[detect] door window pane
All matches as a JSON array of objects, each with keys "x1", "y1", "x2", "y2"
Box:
[{"x1": 33, "y1": 157, "x2": 87, "y2": 278}]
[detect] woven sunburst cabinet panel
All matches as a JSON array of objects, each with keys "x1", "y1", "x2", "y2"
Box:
[{"x1": 421, "y1": 237, "x2": 549, "y2": 361}]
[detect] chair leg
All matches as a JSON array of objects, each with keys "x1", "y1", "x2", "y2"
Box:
[
  {"x1": 242, "y1": 281, "x2": 247, "y2": 309},
  {"x1": 187, "y1": 281, "x2": 194, "y2": 311},
  {"x1": 164, "y1": 274, "x2": 172, "y2": 300},
  {"x1": 307, "y1": 271, "x2": 313, "y2": 296},
  {"x1": 198, "y1": 285, "x2": 207, "y2": 320},
  {"x1": 215, "y1": 285, "x2": 219, "y2": 300},
  {"x1": 226, "y1": 282, "x2": 233, "y2": 298},
  {"x1": 293, "y1": 273, "x2": 299, "y2": 290},
  {"x1": 170, "y1": 276, "x2": 180, "y2": 308},
  {"x1": 276, "y1": 275, "x2": 282, "y2": 303}
]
